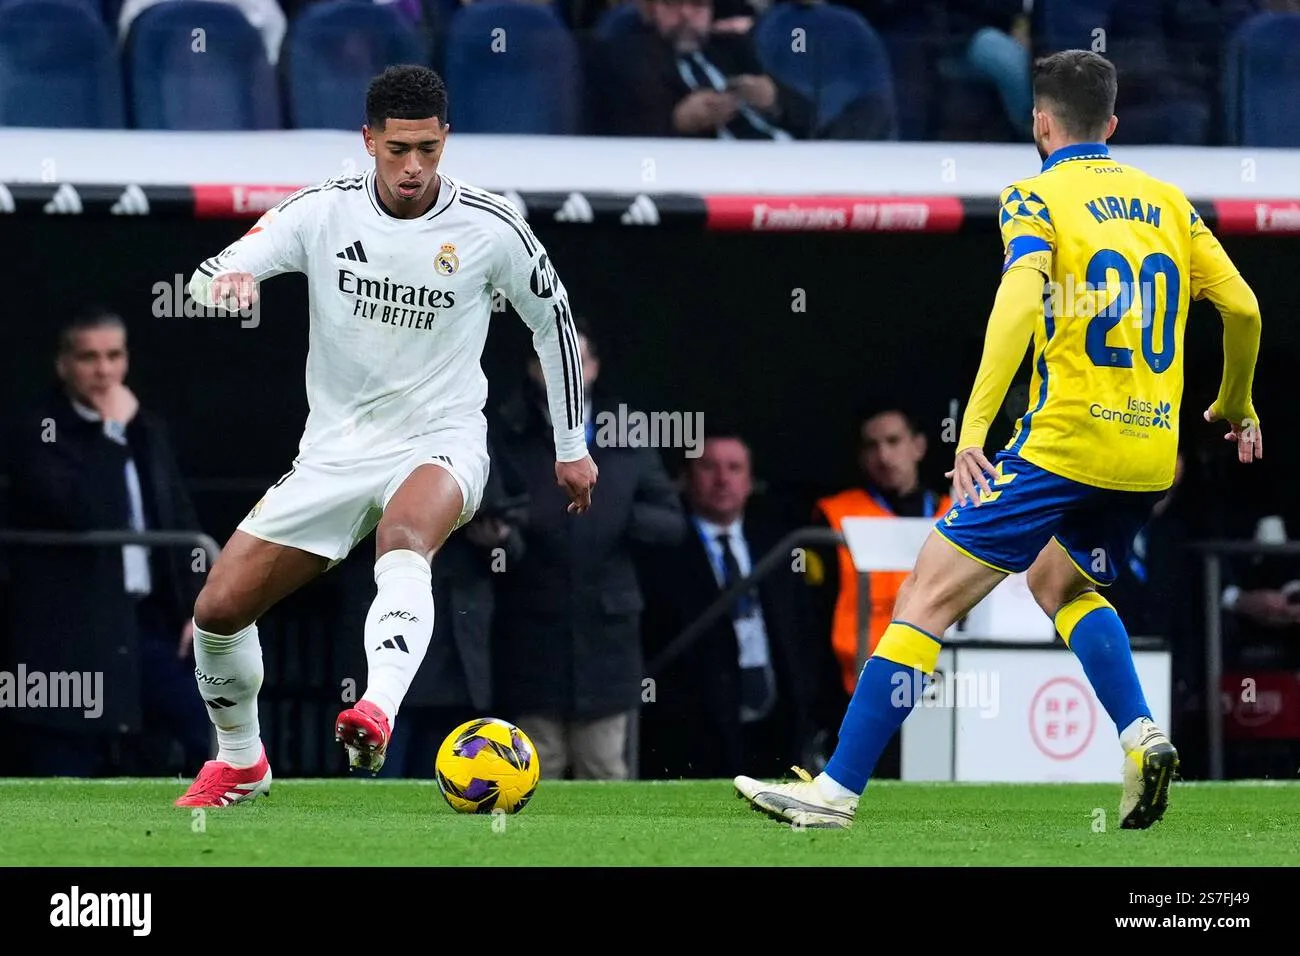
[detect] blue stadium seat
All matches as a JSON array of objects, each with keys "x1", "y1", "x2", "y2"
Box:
[
  {"x1": 1031, "y1": 0, "x2": 1120, "y2": 53},
  {"x1": 124, "y1": 0, "x2": 281, "y2": 129},
  {"x1": 1224, "y1": 12, "x2": 1300, "y2": 147},
  {"x1": 753, "y1": 2, "x2": 897, "y2": 139},
  {"x1": 284, "y1": 0, "x2": 427, "y2": 129},
  {"x1": 442, "y1": 1, "x2": 581, "y2": 133},
  {"x1": 593, "y1": 0, "x2": 639, "y2": 40},
  {"x1": 0, "y1": 0, "x2": 124, "y2": 127}
]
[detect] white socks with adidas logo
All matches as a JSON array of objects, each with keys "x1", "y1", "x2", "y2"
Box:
[
  {"x1": 193, "y1": 621, "x2": 264, "y2": 768},
  {"x1": 360, "y1": 549, "x2": 434, "y2": 724}
]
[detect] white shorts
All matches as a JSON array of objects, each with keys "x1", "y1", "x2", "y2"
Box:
[{"x1": 237, "y1": 417, "x2": 489, "y2": 566}]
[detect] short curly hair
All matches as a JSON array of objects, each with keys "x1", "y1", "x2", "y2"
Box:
[{"x1": 366, "y1": 65, "x2": 448, "y2": 128}]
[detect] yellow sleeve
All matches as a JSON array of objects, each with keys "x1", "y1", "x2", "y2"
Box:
[
  {"x1": 997, "y1": 183, "x2": 1054, "y2": 278},
  {"x1": 957, "y1": 267, "x2": 1044, "y2": 451},
  {"x1": 1188, "y1": 208, "x2": 1261, "y2": 427},
  {"x1": 1189, "y1": 206, "x2": 1240, "y2": 298},
  {"x1": 955, "y1": 185, "x2": 1055, "y2": 451}
]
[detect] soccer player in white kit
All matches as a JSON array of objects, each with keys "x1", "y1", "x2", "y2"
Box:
[{"x1": 174, "y1": 65, "x2": 598, "y2": 807}]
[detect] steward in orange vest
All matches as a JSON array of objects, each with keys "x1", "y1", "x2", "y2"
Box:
[{"x1": 809, "y1": 486, "x2": 951, "y2": 693}]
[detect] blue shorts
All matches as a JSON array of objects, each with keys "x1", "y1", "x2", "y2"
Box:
[{"x1": 933, "y1": 452, "x2": 1163, "y2": 585}]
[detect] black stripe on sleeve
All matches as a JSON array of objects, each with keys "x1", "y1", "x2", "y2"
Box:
[
  {"x1": 458, "y1": 184, "x2": 534, "y2": 244},
  {"x1": 558, "y1": 297, "x2": 583, "y2": 429},
  {"x1": 552, "y1": 301, "x2": 579, "y2": 430},
  {"x1": 458, "y1": 194, "x2": 537, "y2": 257}
]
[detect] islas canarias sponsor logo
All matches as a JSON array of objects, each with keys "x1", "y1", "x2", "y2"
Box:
[{"x1": 1089, "y1": 396, "x2": 1173, "y2": 435}]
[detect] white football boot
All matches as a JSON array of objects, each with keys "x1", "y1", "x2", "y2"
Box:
[
  {"x1": 734, "y1": 766, "x2": 857, "y2": 829},
  {"x1": 1120, "y1": 719, "x2": 1179, "y2": 829}
]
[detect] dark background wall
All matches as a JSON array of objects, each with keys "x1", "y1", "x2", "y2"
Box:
[{"x1": 3, "y1": 217, "x2": 1295, "y2": 538}]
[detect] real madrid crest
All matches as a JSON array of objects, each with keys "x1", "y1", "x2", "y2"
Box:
[{"x1": 435, "y1": 242, "x2": 459, "y2": 276}]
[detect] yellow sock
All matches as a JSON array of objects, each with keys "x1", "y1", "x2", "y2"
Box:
[
  {"x1": 1054, "y1": 590, "x2": 1112, "y2": 648},
  {"x1": 873, "y1": 620, "x2": 943, "y2": 673}
]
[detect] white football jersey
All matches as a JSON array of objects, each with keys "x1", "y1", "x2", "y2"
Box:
[{"x1": 188, "y1": 170, "x2": 587, "y2": 463}]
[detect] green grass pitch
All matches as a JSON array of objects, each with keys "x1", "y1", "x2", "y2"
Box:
[{"x1": 1, "y1": 778, "x2": 1296, "y2": 866}]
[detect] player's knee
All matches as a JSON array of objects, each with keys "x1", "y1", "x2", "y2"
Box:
[
  {"x1": 375, "y1": 523, "x2": 434, "y2": 561},
  {"x1": 892, "y1": 571, "x2": 918, "y2": 618},
  {"x1": 193, "y1": 581, "x2": 255, "y2": 635},
  {"x1": 1026, "y1": 560, "x2": 1075, "y2": 619}
]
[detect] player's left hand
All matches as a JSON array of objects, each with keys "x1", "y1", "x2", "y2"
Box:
[
  {"x1": 556, "y1": 455, "x2": 598, "y2": 514},
  {"x1": 946, "y1": 446, "x2": 997, "y2": 506},
  {"x1": 1204, "y1": 403, "x2": 1263, "y2": 464}
]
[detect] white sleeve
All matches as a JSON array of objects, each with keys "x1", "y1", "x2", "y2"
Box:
[
  {"x1": 491, "y1": 211, "x2": 588, "y2": 462},
  {"x1": 187, "y1": 186, "x2": 313, "y2": 310}
]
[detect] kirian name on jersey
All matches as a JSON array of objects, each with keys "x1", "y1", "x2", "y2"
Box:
[
  {"x1": 338, "y1": 267, "x2": 456, "y2": 331},
  {"x1": 1086, "y1": 195, "x2": 1162, "y2": 227}
]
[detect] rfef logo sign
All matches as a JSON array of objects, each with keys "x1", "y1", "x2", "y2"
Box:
[{"x1": 1029, "y1": 677, "x2": 1096, "y2": 760}]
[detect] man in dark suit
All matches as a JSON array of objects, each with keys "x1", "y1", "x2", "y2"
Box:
[
  {"x1": 489, "y1": 318, "x2": 686, "y2": 780},
  {"x1": 637, "y1": 428, "x2": 841, "y2": 779},
  {"x1": 2, "y1": 307, "x2": 211, "y2": 776},
  {"x1": 589, "y1": 0, "x2": 822, "y2": 139}
]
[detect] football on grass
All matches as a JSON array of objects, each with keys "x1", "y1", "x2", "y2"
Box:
[{"x1": 435, "y1": 717, "x2": 540, "y2": 814}]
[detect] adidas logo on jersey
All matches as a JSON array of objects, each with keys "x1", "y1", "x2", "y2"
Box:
[
  {"x1": 336, "y1": 240, "x2": 368, "y2": 262},
  {"x1": 374, "y1": 635, "x2": 410, "y2": 653}
]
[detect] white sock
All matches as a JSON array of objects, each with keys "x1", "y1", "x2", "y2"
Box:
[
  {"x1": 816, "y1": 771, "x2": 858, "y2": 803},
  {"x1": 193, "y1": 621, "x2": 264, "y2": 768},
  {"x1": 360, "y1": 549, "x2": 434, "y2": 724},
  {"x1": 1120, "y1": 716, "x2": 1156, "y2": 751}
]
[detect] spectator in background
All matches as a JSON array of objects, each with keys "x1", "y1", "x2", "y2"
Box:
[
  {"x1": 117, "y1": 0, "x2": 287, "y2": 65},
  {"x1": 2, "y1": 308, "x2": 211, "y2": 777},
  {"x1": 590, "y1": 0, "x2": 820, "y2": 139},
  {"x1": 637, "y1": 428, "x2": 840, "y2": 780},
  {"x1": 488, "y1": 317, "x2": 686, "y2": 780},
  {"x1": 805, "y1": 402, "x2": 952, "y2": 774},
  {"x1": 942, "y1": 0, "x2": 1033, "y2": 139}
]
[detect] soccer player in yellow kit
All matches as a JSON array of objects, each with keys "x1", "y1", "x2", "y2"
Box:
[{"x1": 736, "y1": 50, "x2": 1263, "y2": 829}]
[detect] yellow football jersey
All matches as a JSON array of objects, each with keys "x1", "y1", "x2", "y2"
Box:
[{"x1": 997, "y1": 143, "x2": 1241, "y2": 492}]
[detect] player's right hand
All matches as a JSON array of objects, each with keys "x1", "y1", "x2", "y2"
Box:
[
  {"x1": 556, "y1": 455, "x2": 598, "y2": 514},
  {"x1": 946, "y1": 446, "x2": 996, "y2": 507},
  {"x1": 1204, "y1": 403, "x2": 1262, "y2": 464},
  {"x1": 211, "y1": 271, "x2": 259, "y2": 311}
]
